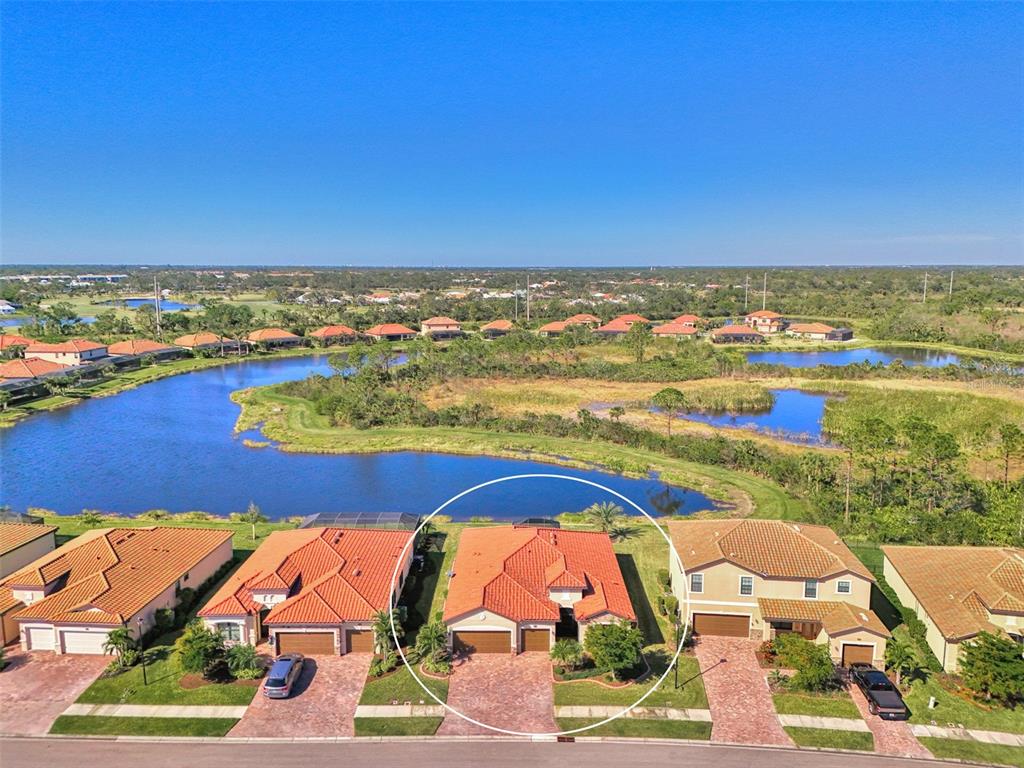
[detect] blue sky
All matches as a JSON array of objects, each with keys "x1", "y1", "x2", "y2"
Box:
[{"x1": 2, "y1": 2, "x2": 1022, "y2": 267}]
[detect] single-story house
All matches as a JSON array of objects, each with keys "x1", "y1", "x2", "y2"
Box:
[
  {"x1": 308, "y1": 324, "x2": 357, "y2": 345},
  {"x1": 0, "y1": 357, "x2": 70, "y2": 383},
  {"x1": 672, "y1": 314, "x2": 701, "y2": 328},
  {"x1": 0, "y1": 524, "x2": 58, "y2": 645},
  {"x1": 0, "y1": 334, "x2": 34, "y2": 356},
  {"x1": 421, "y1": 316, "x2": 463, "y2": 339},
  {"x1": 1, "y1": 527, "x2": 232, "y2": 654},
  {"x1": 652, "y1": 322, "x2": 699, "y2": 339},
  {"x1": 882, "y1": 546, "x2": 1023, "y2": 672},
  {"x1": 198, "y1": 527, "x2": 414, "y2": 655},
  {"x1": 173, "y1": 332, "x2": 243, "y2": 354},
  {"x1": 443, "y1": 526, "x2": 636, "y2": 655},
  {"x1": 564, "y1": 313, "x2": 601, "y2": 328},
  {"x1": 24, "y1": 339, "x2": 107, "y2": 366},
  {"x1": 364, "y1": 323, "x2": 418, "y2": 342},
  {"x1": 537, "y1": 321, "x2": 567, "y2": 337},
  {"x1": 595, "y1": 314, "x2": 649, "y2": 336},
  {"x1": 826, "y1": 327, "x2": 854, "y2": 342},
  {"x1": 246, "y1": 328, "x2": 304, "y2": 348},
  {"x1": 367, "y1": 291, "x2": 393, "y2": 304},
  {"x1": 106, "y1": 339, "x2": 182, "y2": 360},
  {"x1": 480, "y1": 319, "x2": 514, "y2": 339},
  {"x1": 669, "y1": 520, "x2": 888, "y2": 666},
  {"x1": 711, "y1": 325, "x2": 765, "y2": 344},
  {"x1": 785, "y1": 323, "x2": 835, "y2": 341},
  {"x1": 745, "y1": 310, "x2": 785, "y2": 334},
  {"x1": 0, "y1": 300, "x2": 15, "y2": 315}
]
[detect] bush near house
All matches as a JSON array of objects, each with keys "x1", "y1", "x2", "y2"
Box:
[
  {"x1": 772, "y1": 634, "x2": 839, "y2": 692},
  {"x1": 959, "y1": 632, "x2": 1024, "y2": 708},
  {"x1": 583, "y1": 621, "x2": 644, "y2": 680}
]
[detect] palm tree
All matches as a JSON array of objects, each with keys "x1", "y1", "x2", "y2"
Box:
[
  {"x1": 885, "y1": 638, "x2": 916, "y2": 688},
  {"x1": 371, "y1": 609, "x2": 404, "y2": 656},
  {"x1": 584, "y1": 501, "x2": 624, "y2": 533},
  {"x1": 414, "y1": 620, "x2": 447, "y2": 659},
  {"x1": 549, "y1": 638, "x2": 583, "y2": 670},
  {"x1": 103, "y1": 626, "x2": 136, "y2": 664},
  {"x1": 239, "y1": 501, "x2": 268, "y2": 541}
]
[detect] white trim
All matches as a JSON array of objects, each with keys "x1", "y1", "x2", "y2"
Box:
[
  {"x1": 738, "y1": 575, "x2": 754, "y2": 597},
  {"x1": 689, "y1": 573, "x2": 704, "y2": 594},
  {"x1": 804, "y1": 579, "x2": 819, "y2": 600},
  {"x1": 835, "y1": 580, "x2": 852, "y2": 595},
  {"x1": 687, "y1": 598, "x2": 759, "y2": 608}
]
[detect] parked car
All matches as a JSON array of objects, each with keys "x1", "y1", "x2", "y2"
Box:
[
  {"x1": 849, "y1": 663, "x2": 909, "y2": 720},
  {"x1": 263, "y1": 653, "x2": 305, "y2": 698}
]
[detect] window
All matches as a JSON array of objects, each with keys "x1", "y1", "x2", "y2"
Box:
[
  {"x1": 216, "y1": 622, "x2": 241, "y2": 642},
  {"x1": 689, "y1": 573, "x2": 703, "y2": 593},
  {"x1": 804, "y1": 580, "x2": 818, "y2": 599},
  {"x1": 836, "y1": 580, "x2": 851, "y2": 595},
  {"x1": 739, "y1": 576, "x2": 754, "y2": 596}
]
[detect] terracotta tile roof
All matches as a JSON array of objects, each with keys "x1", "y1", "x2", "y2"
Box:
[
  {"x1": 758, "y1": 598, "x2": 889, "y2": 637},
  {"x1": 2, "y1": 527, "x2": 231, "y2": 626},
  {"x1": 673, "y1": 314, "x2": 700, "y2": 324},
  {"x1": 537, "y1": 321, "x2": 567, "y2": 333},
  {"x1": 422, "y1": 316, "x2": 460, "y2": 327},
  {"x1": 246, "y1": 327, "x2": 299, "y2": 342},
  {"x1": 25, "y1": 339, "x2": 106, "y2": 354},
  {"x1": 882, "y1": 546, "x2": 1024, "y2": 640},
  {"x1": 668, "y1": 520, "x2": 873, "y2": 581},
  {"x1": 746, "y1": 310, "x2": 783, "y2": 319},
  {"x1": 480, "y1": 319, "x2": 514, "y2": 331},
  {"x1": 565, "y1": 313, "x2": 600, "y2": 324},
  {"x1": 309, "y1": 324, "x2": 356, "y2": 338},
  {"x1": 652, "y1": 323, "x2": 699, "y2": 336},
  {"x1": 198, "y1": 528, "x2": 413, "y2": 625},
  {"x1": 173, "y1": 332, "x2": 236, "y2": 347},
  {"x1": 612, "y1": 314, "x2": 649, "y2": 324},
  {"x1": 443, "y1": 527, "x2": 635, "y2": 624},
  {"x1": 107, "y1": 339, "x2": 175, "y2": 356},
  {"x1": 364, "y1": 323, "x2": 417, "y2": 337},
  {"x1": 712, "y1": 324, "x2": 763, "y2": 336},
  {"x1": 787, "y1": 322, "x2": 835, "y2": 334},
  {"x1": 595, "y1": 321, "x2": 631, "y2": 333},
  {"x1": 0, "y1": 357, "x2": 70, "y2": 379},
  {"x1": 0, "y1": 334, "x2": 33, "y2": 350},
  {"x1": 0, "y1": 523, "x2": 57, "y2": 556}
]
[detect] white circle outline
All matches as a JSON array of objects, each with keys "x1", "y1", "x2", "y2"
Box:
[{"x1": 387, "y1": 473, "x2": 690, "y2": 738}]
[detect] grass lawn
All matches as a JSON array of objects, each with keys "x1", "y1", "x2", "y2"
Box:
[
  {"x1": 403, "y1": 549, "x2": 444, "y2": 640},
  {"x1": 427, "y1": 524, "x2": 466, "y2": 621},
  {"x1": 783, "y1": 726, "x2": 875, "y2": 751},
  {"x1": 919, "y1": 738, "x2": 1024, "y2": 768},
  {"x1": 553, "y1": 653, "x2": 707, "y2": 710},
  {"x1": 358, "y1": 663, "x2": 448, "y2": 705},
  {"x1": 773, "y1": 691, "x2": 862, "y2": 719},
  {"x1": 49, "y1": 715, "x2": 238, "y2": 737},
  {"x1": 556, "y1": 717, "x2": 711, "y2": 740},
  {"x1": 904, "y1": 674, "x2": 1024, "y2": 734},
  {"x1": 353, "y1": 717, "x2": 443, "y2": 736}
]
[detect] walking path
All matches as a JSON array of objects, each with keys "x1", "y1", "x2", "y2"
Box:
[
  {"x1": 849, "y1": 686, "x2": 932, "y2": 758},
  {"x1": 911, "y1": 724, "x2": 1024, "y2": 747},
  {"x1": 777, "y1": 714, "x2": 871, "y2": 732},
  {"x1": 555, "y1": 706, "x2": 711, "y2": 721},
  {"x1": 62, "y1": 703, "x2": 248, "y2": 719},
  {"x1": 354, "y1": 704, "x2": 445, "y2": 718}
]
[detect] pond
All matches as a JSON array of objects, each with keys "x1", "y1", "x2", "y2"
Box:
[
  {"x1": 675, "y1": 389, "x2": 835, "y2": 446},
  {"x1": 745, "y1": 346, "x2": 964, "y2": 368},
  {"x1": 0, "y1": 355, "x2": 720, "y2": 521},
  {"x1": 99, "y1": 298, "x2": 199, "y2": 311}
]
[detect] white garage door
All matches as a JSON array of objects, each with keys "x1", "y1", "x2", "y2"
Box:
[
  {"x1": 60, "y1": 630, "x2": 108, "y2": 654},
  {"x1": 26, "y1": 627, "x2": 54, "y2": 651}
]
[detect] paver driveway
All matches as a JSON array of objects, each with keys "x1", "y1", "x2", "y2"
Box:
[
  {"x1": 437, "y1": 652, "x2": 556, "y2": 735},
  {"x1": 0, "y1": 648, "x2": 109, "y2": 735},
  {"x1": 849, "y1": 684, "x2": 931, "y2": 757},
  {"x1": 229, "y1": 654, "x2": 372, "y2": 737},
  {"x1": 693, "y1": 636, "x2": 793, "y2": 746}
]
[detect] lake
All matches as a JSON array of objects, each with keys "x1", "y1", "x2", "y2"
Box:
[
  {"x1": 676, "y1": 389, "x2": 835, "y2": 445},
  {"x1": 0, "y1": 355, "x2": 719, "y2": 521},
  {"x1": 745, "y1": 346, "x2": 964, "y2": 368},
  {"x1": 99, "y1": 298, "x2": 199, "y2": 311}
]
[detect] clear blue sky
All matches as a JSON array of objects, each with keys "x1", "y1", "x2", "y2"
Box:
[{"x1": 2, "y1": 2, "x2": 1022, "y2": 267}]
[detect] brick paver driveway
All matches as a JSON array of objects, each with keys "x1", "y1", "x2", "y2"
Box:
[
  {"x1": 849, "y1": 684, "x2": 931, "y2": 757},
  {"x1": 229, "y1": 654, "x2": 372, "y2": 737},
  {"x1": 437, "y1": 652, "x2": 556, "y2": 735},
  {"x1": 693, "y1": 636, "x2": 793, "y2": 746},
  {"x1": 0, "y1": 648, "x2": 109, "y2": 735}
]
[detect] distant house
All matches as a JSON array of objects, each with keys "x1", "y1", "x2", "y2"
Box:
[
  {"x1": 308, "y1": 324, "x2": 357, "y2": 345},
  {"x1": 107, "y1": 339, "x2": 181, "y2": 359},
  {"x1": 672, "y1": 314, "x2": 701, "y2": 328},
  {"x1": 421, "y1": 316, "x2": 463, "y2": 340},
  {"x1": 367, "y1": 291, "x2": 393, "y2": 305},
  {"x1": 652, "y1": 322, "x2": 699, "y2": 339},
  {"x1": 595, "y1": 314, "x2": 649, "y2": 336},
  {"x1": 744, "y1": 310, "x2": 785, "y2": 334},
  {"x1": 536, "y1": 321, "x2": 567, "y2": 337},
  {"x1": 711, "y1": 325, "x2": 765, "y2": 344},
  {"x1": 826, "y1": 327, "x2": 854, "y2": 342},
  {"x1": 564, "y1": 313, "x2": 601, "y2": 328},
  {"x1": 785, "y1": 322, "x2": 835, "y2": 341},
  {"x1": 480, "y1": 319, "x2": 514, "y2": 339},
  {"x1": 246, "y1": 328, "x2": 304, "y2": 348},
  {"x1": 173, "y1": 332, "x2": 243, "y2": 354},
  {"x1": 0, "y1": 300, "x2": 16, "y2": 315},
  {"x1": 0, "y1": 524, "x2": 58, "y2": 645},
  {"x1": 0, "y1": 357, "x2": 70, "y2": 383},
  {"x1": 0, "y1": 334, "x2": 34, "y2": 356},
  {"x1": 364, "y1": 323, "x2": 417, "y2": 342},
  {"x1": 24, "y1": 339, "x2": 107, "y2": 366}
]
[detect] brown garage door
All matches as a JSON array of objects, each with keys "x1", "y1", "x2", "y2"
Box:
[
  {"x1": 521, "y1": 628, "x2": 550, "y2": 652},
  {"x1": 692, "y1": 613, "x2": 750, "y2": 638},
  {"x1": 277, "y1": 632, "x2": 335, "y2": 655},
  {"x1": 841, "y1": 644, "x2": 874, "y2": 667},
  {"x1": 346, "y1": 629, "x2": 374, "y2": 653},
  {"x1": 452, "y1": 631, "x2": 511, "y2": 654}
]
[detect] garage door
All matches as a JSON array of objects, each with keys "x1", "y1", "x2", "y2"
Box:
[
  {"x1": 521, "y1": 628, "x2": 550, "y2": 652},
  {"x1": 692, "y1": 613, "x2": 750, "y2": 638},
  {"x1": 452, "y1": 630, "x2": 511, "y2": 654},
  {"x1": 841, "y1": 644, "x2": 874, "y2": 667},
  {"x1": 60, "y1": 630, "x2": 108, "y2": 655},
  {"x1": 277, "y1": 632, "x2": 335, "y2": 655},
  {"x1": 26, "y1": 627, "x2": 54, "y2": 651},
  {"x1": 345, "y1": 629, "x2": 374, "y2": 653}
]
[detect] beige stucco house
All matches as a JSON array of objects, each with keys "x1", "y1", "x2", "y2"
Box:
[
  {"x1": 882, "y1": 546, "x2": 1023, "y2": 673},
  {"x1": 669, "y1": 520, "x2": 888, "y2": 666},
  {"x1": 0, "y1": 524, "x2": 58, "y2": 645},
  {"x1": 24, "y1": 339, "x2": 108, "y2": 366}
]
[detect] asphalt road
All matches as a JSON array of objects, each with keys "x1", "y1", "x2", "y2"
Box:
[{"x1": 0, "y1": 738, "x2": 969, "y2": 768}]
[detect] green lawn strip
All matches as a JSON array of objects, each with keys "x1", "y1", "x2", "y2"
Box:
[
  {"x1": 353, "y1": 717, "x2": 443, "y2": 736},
  {"x1": 783, "y1": 726, "x2": 875, "y2": 751},
  {"x1": 919, "y1": 738, "x2": 1024, "y2": 768},
  {"x1": 427, "y1": 523, "x2": 466, "y2": 621},
  {"x1": 553, "y1": 653, "x2": 707, "y2": 710},
  {"x1": 49, "y1": 715, "x2": 238, "y2": 737},
  {"x1": 403, "y1": 550, "x2": 444, "y2": 642},
  {"x1": 904, "y1": 674, "x2": 1024, "y2": 734},
  {"x1": 772, "y1": 692, "x2": 862, "y2": 719},
  {"x1": 613, "y1": 526, "x2": 671, "y2": 644},
  {"x1": 358, "y1": 664, "x2": 448, "y2": 705},
  {"x1": 556, "y1": 717, "x2": 711, "y2": 740}
]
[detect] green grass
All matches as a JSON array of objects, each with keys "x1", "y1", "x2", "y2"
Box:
[
  {"x1": 49, "y1": 715, "x2": 238, "y2": 737},
  {"x1": 783, "y1": 726, "x2": 875, "y2": 751},
  {"x1": 353, "y1": 717, "x2": 444, "y2": 736},
  {"x1": 905, "y1": 674, "x2": 1024, "y2": 734},
  {"x1": 358, "y1": 663, "x2": 448, "y2": 705},
  {"x1": 403, "y1": 550, "x2": 444, "y2": 641},
  {"x1": 918, "y1": 738, "x2": 1024, "y2": 768},
  {"x1": 553, "y1": 653, "x2": 707, "y2": 710},
  {"x1": 772, "y1": 692, "x2": 862, "y2": 719},
  {"x1": 556, "y1": 717, "x2": 712, "y2": 740}
]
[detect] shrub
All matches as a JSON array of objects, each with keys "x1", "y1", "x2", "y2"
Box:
[
  {"x1": 657, "y1": 569, "x2": 671, "y2": 590},
  {"x1": 176, "y1": 587, "x2": 197, "y2": 614},
  {"x1": 549, "y1": 638, "x2": 583, "y2": 670},
  {"x1": 657, "y1": 595, "x2": 666, "y2": 615},
  {"x1": 959, "y1": 632, "x2": 1024, "y2": 706},
  {"x1": 583, "y1": 621, "x2": 644, "y2": 680},
  {"x1": 226, "y1": 644, "x2": 263, "y2": 679},
  {"x1": 773, "y1": 634, "x2": 837, "y2": 692},
  {"x1": 369, "y1": 650, "x2": 398, "y2": 678},
  {"x1": 154, "y1": 608, "x2": 175, "y2": 634},
  {"x1": 422, "y1": 648, "x2": 452, "y2": 676},
  {"x1": 663, "y1": 595, "x2": 679, "y2": 617},
  {"x1": 175, "y1": 620, "x2": 225, "y2": 679}
]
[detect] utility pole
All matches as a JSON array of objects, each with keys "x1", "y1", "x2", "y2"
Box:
[
  {"x1": 762, "y1": 272, "x2": 767, "y2": 311},
  {"x1": 922, "y1": 272, "x2": 929, "y2": 303},
  {"x1": 514, "y1": 279, "x2": 519, "y2": 322},
  {"x1": 948, "y1": 270, "x2": 954, "y2": 298},
  {"x1": 154, "y1": 277, "x2": 162, "y2": 339},
  {"x1": 526, "y1": 272, "x2": 531, "y2": 323},
  {"x1": 743, "y1": 275, "x2": 749, "y2": 311}
]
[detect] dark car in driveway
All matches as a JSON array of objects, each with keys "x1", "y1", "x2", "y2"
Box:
[
  {"x1": 263, "y1": 653, "x2": 305, "y2": 699},
  {"x1": 850, "y1": 663, "x2": 909, "y2": 720}
]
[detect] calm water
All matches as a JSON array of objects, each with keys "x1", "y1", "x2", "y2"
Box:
[
  {"x1": 677, "y1": 389, "x2": 834, "y2": 445},
  {"x1": 0, "y1": 356, "x2": 718, "y2": 520},
  {"x1": 99, "y1": 298, "x2": 198, "y2": 311},
  {"x1": 745, "y1": 346, "x2": 962, "y2": 368},
  {"x1": 0, "y1": 316, "x2": 97, "y2": 328}
]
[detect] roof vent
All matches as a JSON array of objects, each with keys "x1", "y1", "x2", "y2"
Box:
[
  {"x1": 859, "y1": 612, "x2": 869, "y2": 622},
  {"x1": 352, "y1": 568, "x2": 362, "y2": 577},
  {"x1": 793, "y1": 525, "x2": 801, "y2": 531}
]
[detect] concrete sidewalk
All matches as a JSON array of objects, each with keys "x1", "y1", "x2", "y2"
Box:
[
  {"x1": 62, "y1": 703, "x2": 248, "y2": 719},
  {"x1": 555, "y1": 706, "x2": 712, "y2": 722},
  {"x1": 911, "y1": 724, "x2": 1024, "y2": 747},
  {"x1": 354, "y1": 704, "x2": 445, "y2": 718}
]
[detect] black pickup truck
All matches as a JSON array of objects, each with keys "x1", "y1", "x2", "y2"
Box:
[{"x1": 849, "y1": 663, "x2": 909, "y2": 720}]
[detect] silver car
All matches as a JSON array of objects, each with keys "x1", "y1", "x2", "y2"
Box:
[{"x1": 263, "y1": 653, "x2": 304, "y2": 698}]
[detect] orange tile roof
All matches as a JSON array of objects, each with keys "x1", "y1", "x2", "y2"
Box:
[
  {"x1": 422, "y1": 316, "x2": 460, "y2": 327},
  {"x1": 3, "y1": 527, "x2": 231, "y2": 626},
  {"x1": 0, "y1": 357, "x2": 69, "y2": 379},
  {"x1": 668, "y1": 520, "x2": 873, "y2": 581},
  {"x1": 612, "y1": 314, "x2": 649, "y2": 323},
  {"x1": 757, "y1": 598, "x2": 889, "y2": 637},
  {"x1": 443, "y1": 527, "x2": 635, "y2": 624},
  {"x1": 309, "y1": 324, "x2": 356, "y2": 338},
  {"x1": 882, "y1": 546, "x2": 1024, "y2": 641},
  {"x1": 0, "y1": 523, "x2": 57, "y2": 556},
  {"x1": 712, "y1": 324, "x2": 763, "y2": 336},
  {"x1": 673, "y1": 314, "x2": 700, "y2": 324},
  {"x1": 565, "y1": 313, "x2": 600, "y2": 324},
  {"x1": 173, "y1": 332, "x2": 236, "y2": 347},
  {"x1": 480, "y1": 319, "x2": 514, "y2": 331},
  {"x1": 198, "y1": 528, "x2": 413, "y2": 624},
  {"x1": 25, "y1": 339, "x2": 106, "y2": 354},
  {"x1": 0, "y1": 334, "x2": 33, "y2": 350},
  {"x1": 652, "y1": 323, "x2": 699, "y2": 336},
  {"x1": 364, "y1": 323, "x2": 417, "y2": 337},
  {"x1": 746, "y1": 310, "x2": 783, "y2": 319},
  {"x1": 247, "y1": 327, "x2": 299, "y2": 342},
  {"x1": 107, "y1": 339, "x2": 174, "y2": 356},
  {"x1": 787, "y1": 322, "x2": 835, "y2": 334},
  {"x1": 537, "y1": 321, "x2": 566, "y2": 333}
]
